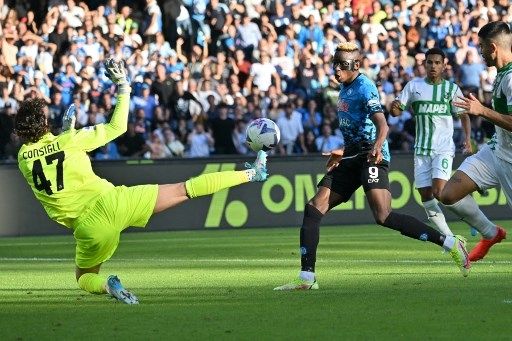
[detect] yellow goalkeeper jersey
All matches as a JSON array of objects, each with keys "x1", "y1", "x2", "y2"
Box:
[{"x1": 17, "y1": 93, "x2": 130, "y2": 229}]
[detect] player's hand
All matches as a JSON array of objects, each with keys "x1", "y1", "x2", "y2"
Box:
[
  {"x1": 391, "y1": 100, "x2": 401, "y2": 112},
  {"x1": 453, "y1": 93, "x2": 484, "y2": 116},
  {"x1": 62, "y1": 103, "x2": 76, "y2": 132},
  {"x1": 104, "y1": 58, "x2": 128, "y2": 85},
  {"x1": 323, "y1": 148, "x2": 344, "y2": 172},
  {"x1": 462, "y1": 139, "x2": 473, "y2": 155},
  {"x1": 367, "y1": 147, "x2": 383, "y2": 164}
]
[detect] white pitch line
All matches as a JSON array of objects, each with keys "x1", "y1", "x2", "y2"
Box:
[{"x1": 1, "y1": 257, "x2": 512, "y2": 265}]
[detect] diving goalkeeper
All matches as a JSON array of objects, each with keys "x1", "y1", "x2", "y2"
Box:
[{"x1": 15, "y1": 59, "x2": 268, "y2": 304}]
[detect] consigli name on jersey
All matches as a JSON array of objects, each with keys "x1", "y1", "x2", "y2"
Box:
[{"x1": 21, "y1": 142, "x2": 61, "y2": 160}]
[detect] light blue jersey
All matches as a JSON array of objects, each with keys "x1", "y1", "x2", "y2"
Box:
[{"x1": 336, "y1": 73, "x2": 390, "y2": 162}]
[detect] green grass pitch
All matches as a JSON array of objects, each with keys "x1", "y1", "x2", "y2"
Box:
[{"x1": 0, "y1": 221, "x2": 511, "y2": 340}]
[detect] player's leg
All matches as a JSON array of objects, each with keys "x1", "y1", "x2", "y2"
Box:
[
  {"x1": 462, "y1": 153, "x2": 511, "y2": 261},
  {"x1": 76, "y1": 264, "x2": 105, "y2": 294},
  {"x1": 154, "y1": 151, "x2": 268, "y2": 213},
  {"x1": 367, "y1": 187, "x2": 443, "y2": 245},
  {"x1": 439, "y1": 146, "x2": 503, "y2": 258},
  {"x1": 300, "y1": 187, "x2": 344, "y2": 271},
  {"x1": 363, "y1": 163, "x2": 470, "y2": 276},
  {"x1": 415, "y1": 155, "x2": 453, "y2": 235},
  {"x1": 274, "y1": 159, "x2": 360, "y2": 290},
  {"x1": 73, "y1": 189, "x2": 142, "y2": 304}
]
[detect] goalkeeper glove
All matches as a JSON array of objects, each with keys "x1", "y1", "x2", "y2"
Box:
[
  {"x1": 62, "y1": 103, "x2": 76, "y2": 132},
  {"x1": 104, "y1": 58, "x2": 131, "y2": 94}
]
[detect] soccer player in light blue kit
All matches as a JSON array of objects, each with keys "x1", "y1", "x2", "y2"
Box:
[{"x1": 275, "y1": 43, "x2": 471, "y2": 290}]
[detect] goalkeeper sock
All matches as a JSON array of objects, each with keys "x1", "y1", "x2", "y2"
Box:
[
  {"x1": 423, "y1": 198, "x2": 453, "y2": 236},
  {"x1": 185, "y1": 170, "x2": 253, "y2": 198},
  {"x1": 78, "y1": 273, "x2": 107, "y2": 294},
  {"x1": 381, "y1": 212, "x2": 444, "y2": 247}
]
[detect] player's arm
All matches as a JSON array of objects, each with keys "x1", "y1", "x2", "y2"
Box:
[
  {"x1": 460, "y1": 112, "x2": 473, "y2": 154},
  {"x1": 366, "y1": 85, "x2": 387, "y2": 164},
  {"x1": 369, "y1": 112, "x2": 388, "y2": 164},
  {"x1": 452, "y1": 85, "x2": 473, "y2": 154},
  {"x1": 390, "y1": 82, "x2": 411, "y2": 117},
  {"x1": 71, "y1": 59, "x2": 131, "y2": 151},
  {"x1": 454, "y1": 92, "x2": 512, "y2": 132}
]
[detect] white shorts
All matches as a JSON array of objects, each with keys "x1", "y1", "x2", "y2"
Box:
[
  {"x1": 414, "y1": 154, "x2": 453, "y2": 188},
  {"x1": 458, "y1": 144, "x2": 512, "y2": 209}
]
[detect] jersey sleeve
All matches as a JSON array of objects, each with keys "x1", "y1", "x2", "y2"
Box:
[
  {"x1": 363, "y1": 81, "x2": 383, "y2": 116},
  {"x1": 396, "y1": 81, "x2": 412, "y2": 110},
  {"x1": 69, "y1": 92, "x2": 130, "y2": 152},
  {"x1": 451, "y1": 84, "x2": 465, "y2": 115}
]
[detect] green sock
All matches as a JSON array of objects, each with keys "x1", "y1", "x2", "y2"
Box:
[
  {"x1": 185, "y1": 170, "x2": 253, "y2": 198},
  {"x1": 78, "y1": 273, "x2": 107, "y2": 294}
]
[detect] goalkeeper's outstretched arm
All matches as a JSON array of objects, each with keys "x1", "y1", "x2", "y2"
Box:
[
  {"x1": 70, "y1": 59, "x2": 132, "y2": 151},
  {"x1": 102, "y1": 59, "x2": 131, "y2": 140}
]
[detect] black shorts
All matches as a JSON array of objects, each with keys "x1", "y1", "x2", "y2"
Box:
[{"x1": 318, "y1": 154, "x2": 390, "y2": 202}]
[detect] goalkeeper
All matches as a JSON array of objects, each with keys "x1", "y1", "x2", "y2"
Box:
[{"x1": 15, "y1": 59, "x2": 268, "y2": 304}]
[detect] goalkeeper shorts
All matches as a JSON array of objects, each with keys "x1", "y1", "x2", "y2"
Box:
[{"x1": 73, "y1": 184, "x2": 159, "y2": 269}]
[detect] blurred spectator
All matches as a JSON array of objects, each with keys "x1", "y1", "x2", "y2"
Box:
[
  {"x1": 480, "y1": 65, "x2": 496, "y2": 106},
  {"x1": 0, "y1": 85, "x2": 16, "y2": 159},
  {"x1": 247, "y1": 51, "x2": 281, "y2": 93},
  {"x1": 209, "y1": 102, "x2": 237, "y2": 154},
  {"x1": 144, "y1": 0, "x2": 163, "y2": 40},
  {"x1": 131, "y1": 82, "x2": 158, "y2": 122},
  {"x1": 53, "y1": 62, "x2": 81, "y2": 107},
  {"x1": 302, "y1": 99, "x2": 322, "y2": 136},
  {"x1": 116, "y1": 122, "x2": 150, "y2": 158},
  {"x1": 315, "y1": 124, "x2": 344, "y2": 154},
  {"x1": 162, "y1": 126, "x2": 185, "y2": 157},
  {"x1": 277, "y1": 102, "x2": 307, "y2": 155},
  {"x1": 146, "y1": 131, "x2": 167, "y2": 159},
  {"x1": 94, "y1": 142, "x2": 120, "y2": 160},
  {"x1": 187, "y1": 121, "x2": 214, "y2": 157},
  {"x1": 458, "y1": 51, "x2": 485, "y2": 96},
  {"x1": 237, "y1": 13, "x2": 262, "y2": 57},
  {"x1": 233, "y1": 119, "x2": 249, "y2": 155},
  {"x1": 304, "y1": 129, "x2": 319, "y2": 154}
]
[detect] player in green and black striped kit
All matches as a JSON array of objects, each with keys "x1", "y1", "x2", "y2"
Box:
[{"x1": 391, "y1": 48, "x2": 471, "y2": 236}]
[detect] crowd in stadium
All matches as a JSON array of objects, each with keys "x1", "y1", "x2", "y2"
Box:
[{"x1": 0, "y1": 0, "x2": 510, "y2": 160}]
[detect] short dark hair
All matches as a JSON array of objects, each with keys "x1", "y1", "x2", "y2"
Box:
[
  {"x1": 15, "y1": 98, "x2": 48, "y2": 143},
  {"x1": 478, "y1": 21, "x2": 511, "y2": 40},
  {"x1": 425, "y1": 47, "x2": 446, "y2": 60}
]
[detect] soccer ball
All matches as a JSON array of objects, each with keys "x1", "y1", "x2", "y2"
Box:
[{"x1": 246, "y1": 118, "x2": 280, "y2": 152}]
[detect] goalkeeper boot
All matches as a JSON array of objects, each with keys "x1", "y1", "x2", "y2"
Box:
[
  {"x1": 468, "y1": 226, "x2": 506, "y2": 262},
  {"x1": 449, "y1": 235, "x2": 471, "y2": 277},
  {"x1": 106, "y1": 275, "x2": 139, "y2": 304},
  {"x1": 245, "y1": 150, "x2": 268, "y2": 182},
  {"x1": 273, "y1": 278, "x2": 319, "y2": 291}
]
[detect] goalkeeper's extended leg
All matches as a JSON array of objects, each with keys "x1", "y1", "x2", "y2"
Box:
[{"x1": 153, "y1": 151, "x2": 267, "y2": 213}]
